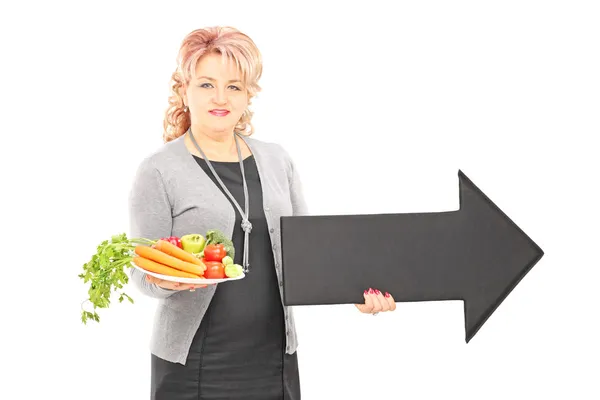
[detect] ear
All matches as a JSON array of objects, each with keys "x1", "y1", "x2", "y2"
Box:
[{"x1": 178, "y1": 84, "x2": 188, "y2": 106}]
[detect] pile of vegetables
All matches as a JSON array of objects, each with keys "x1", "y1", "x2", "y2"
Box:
[{"x1": 79, "y1": 230, "x2": 243, "y2": 324}]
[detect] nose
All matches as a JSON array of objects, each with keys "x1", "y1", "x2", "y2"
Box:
[{"x1": 212, "y1": 88, "x2": 227, "y2": 105}]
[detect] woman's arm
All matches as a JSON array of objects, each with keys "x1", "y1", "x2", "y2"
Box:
[
  {"x1": 279, "y1": 145, "x2": 309, "y2": 216},
  {"x1": 127, "y1": 156, "x2": 178, "y2": 298}
]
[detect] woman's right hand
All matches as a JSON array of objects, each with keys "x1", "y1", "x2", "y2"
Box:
[{"x1": 145, "y1": 274, "x2": 212, "y2": 291}]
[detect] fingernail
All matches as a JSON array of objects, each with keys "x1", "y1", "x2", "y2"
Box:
[
  {"x1": 368, "y1": 288, "x2": 374, "y2": 294},
  {"x1": 364, "y1": 290, "x2": 368, "y2": 295},
  {"x1": 385, "y1": 292, "x2": 390, "y2": 298},
  {"x1": 375, "y1": 289, "x2": 381, "y2": 295}
]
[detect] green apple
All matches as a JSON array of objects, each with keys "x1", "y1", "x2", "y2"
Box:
[
  {"x1": 181, "y1": 234, "x2": 206, "y2": 254},
  {"x1": 224, "y1": 264, "x2": 243, "y2": 278}
]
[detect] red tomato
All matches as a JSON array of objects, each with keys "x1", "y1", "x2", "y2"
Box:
[
  {"x1": 204, "y1": 244, "x2": 227, "y2": 262},
  {"x1": 204, "y1": 261, "x2": 225, "y2": 279}
]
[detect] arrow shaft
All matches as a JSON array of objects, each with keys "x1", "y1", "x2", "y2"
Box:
[{"x1": 281, "y1": 211, "x2": 465, "y2": 305}]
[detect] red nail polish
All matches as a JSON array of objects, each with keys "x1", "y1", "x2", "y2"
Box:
[
  {"x1": 385, "y1": 292, "x2": 390, "y2": 298},
  {"x1": 375, "y1": 289, "x2": 381, "y2": 295},
  {"x1": 368, "y1": 288, "x2": 374, "y2": 294},
  {"x1": 364, "y1": 290, "x2": 368, "y2": 295}
]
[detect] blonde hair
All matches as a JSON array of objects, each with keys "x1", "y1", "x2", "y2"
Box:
[{"x1": 163, "y1": 26, "x2": 263, "y2": 143}]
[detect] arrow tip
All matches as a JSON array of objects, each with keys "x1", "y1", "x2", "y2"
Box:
[{"x1": 458, "y1": 169, "x2": 544, "y2": 343}]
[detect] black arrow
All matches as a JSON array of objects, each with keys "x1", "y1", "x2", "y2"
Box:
[{"x1": 280, "y1": 169, "x2": 544, "y2": 342}]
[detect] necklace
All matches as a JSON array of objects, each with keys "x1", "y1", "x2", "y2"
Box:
[{"x1": 188, "y1": 129, "x2": 252, "y2": 273}]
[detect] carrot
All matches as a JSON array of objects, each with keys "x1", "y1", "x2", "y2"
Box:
[
  {"x1": 135, "y1": 245, "x2": 205, "y2": 276},
  {"x1": 153, "y1": 239, "x2": 205, "y2": 266},
  {"x1": 133, "y1": 256, "x2": 201, "y2": 278}
]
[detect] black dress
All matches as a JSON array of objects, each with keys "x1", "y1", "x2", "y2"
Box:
[{"x1": 150, "y1": 154, "x2": 301, "y2": 400}]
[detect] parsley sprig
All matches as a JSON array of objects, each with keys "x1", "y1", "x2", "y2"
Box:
[{"x1": 79, "y1": 233, "x2": 156, "y2": 324}]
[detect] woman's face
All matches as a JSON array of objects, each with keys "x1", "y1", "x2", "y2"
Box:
[{"x1": 182, "y1": 52, "x2": 248, "y2": 134}]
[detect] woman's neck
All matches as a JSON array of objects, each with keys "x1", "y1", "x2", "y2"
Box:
[
  {"x1": 186, "y1": 126, "x2": 250, "y2": 162},
  {"x1": 190, "y1": 127, "x2": 236, "y2": 155}
]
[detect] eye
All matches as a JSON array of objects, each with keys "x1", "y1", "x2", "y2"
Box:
[{"x1": 198, "y1": 83, "x2": 241, "y2": 90}]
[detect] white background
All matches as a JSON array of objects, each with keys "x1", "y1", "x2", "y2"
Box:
[{"x1": 1, "y1": 1, "x2": 599, "y2": 399}]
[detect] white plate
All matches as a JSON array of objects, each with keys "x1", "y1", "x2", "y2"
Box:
[{"x1": 132, "y1": 263, "x2": 245, "y2": 284}]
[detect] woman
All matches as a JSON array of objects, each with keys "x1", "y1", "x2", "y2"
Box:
[{"x1": 128, "y1": 26, "x2": 396, "y2": 400}]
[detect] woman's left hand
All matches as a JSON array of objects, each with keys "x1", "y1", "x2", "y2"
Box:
[{"x1": 355, "y1": 288, "x2": 396, "y2": 315}]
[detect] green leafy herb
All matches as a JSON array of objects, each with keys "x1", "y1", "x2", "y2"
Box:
[{"x1": 79, "y1": 233, "x2": 155, "y2": 324}]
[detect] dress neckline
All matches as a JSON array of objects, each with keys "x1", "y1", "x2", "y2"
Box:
[{"x1": 192, "y1": 154, "x2": 255, "y2": 164}]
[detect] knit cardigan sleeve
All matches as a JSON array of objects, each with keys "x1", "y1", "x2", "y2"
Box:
[{"x1": 127, "y1": 156, "x2": 178, "y2": 299}]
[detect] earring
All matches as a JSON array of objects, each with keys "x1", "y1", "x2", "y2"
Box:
[{"x1": 183, "y1": 105, "x2": 188, "y2": 112}]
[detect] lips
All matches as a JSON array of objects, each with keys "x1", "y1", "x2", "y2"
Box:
[{"x1": 209, "y1": 109, "x2": 230, "y2": 116}]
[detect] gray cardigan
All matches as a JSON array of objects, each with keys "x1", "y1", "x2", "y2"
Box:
[{"x1": 127, "y1": 132, "x2": 308, "y2": 365}]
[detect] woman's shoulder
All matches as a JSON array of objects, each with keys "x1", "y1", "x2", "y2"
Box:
[
  {"x1": 244, "y1": 135, "x2": 294, "y2": 166},
  {"x1": 134, "y1": 135, "x2": 188, "y2": 174}
]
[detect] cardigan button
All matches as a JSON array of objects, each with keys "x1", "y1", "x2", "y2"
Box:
[{"x1": 269, "y1": 228, "x2": 274, "y2": 233}]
